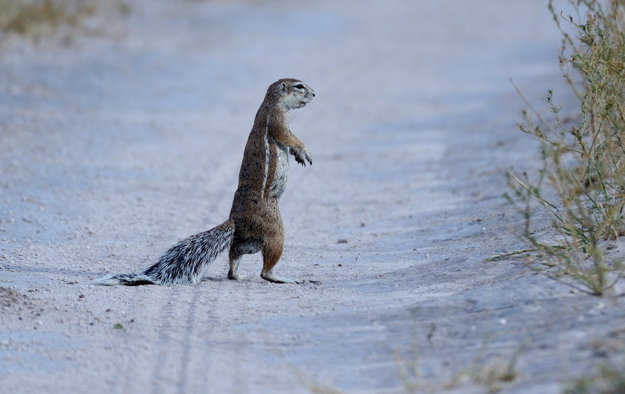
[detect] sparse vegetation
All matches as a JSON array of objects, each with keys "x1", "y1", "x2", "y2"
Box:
[
  {"x1": 0, "y1": 0, "x2": 95, "y2": 38},
  {"x1": 565, "y1": 363, "x2": 625, "y2": 394},
  {"x1": 506, "y1": 0, "x2": 625, "y2": 295},
  {"x1": 445, "y1": 357, "x2": 519, "y2": 394},
  {"x1": 444, "y1": 336, "x2": 526, "y2": 394},
  {"x1": 563, "y1": 329, "x2": 625, "y2": 393},
  {"x1": 392, "y1": 333, "x2": 423, "y2": 393},
  {"x1": 391, "y1": 318, "x2": 524, "y2": 394}
]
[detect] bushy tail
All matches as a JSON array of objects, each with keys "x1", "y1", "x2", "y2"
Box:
[
  {"x1": 95, "y1": 219, "x2": 235, "y2": 286},
  {"x1": 94, "y1": 273, "x2": 157, "y2": 286}
]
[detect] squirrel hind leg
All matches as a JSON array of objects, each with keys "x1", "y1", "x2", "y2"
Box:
[
  {"x1": 228, "y1": 239, "x2": 262, "y2": 280},
  {"x1": 260, "y1": 240, "x2": 303, "y2": 284},
  {"x1": 228, "y1": 246, "x2": 243, "y2": 281}
]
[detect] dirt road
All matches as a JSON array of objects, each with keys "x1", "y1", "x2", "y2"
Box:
[{"x1": 1, "y1": 1, "x2": 624, "y2": 393}]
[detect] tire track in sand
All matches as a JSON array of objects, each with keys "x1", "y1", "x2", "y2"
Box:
[
  {"x1": 175, "y1": 287, "x2": 199, "y2": 394},
  {"x1": 141, "y1": 137, "x2": 242, "y2": 394},
  {"x1": 173, "y1": 198, "x2": 256, "y2": 393},
  {"x1": 149, "y1": 285, "x2": 182, "y2": 394}
]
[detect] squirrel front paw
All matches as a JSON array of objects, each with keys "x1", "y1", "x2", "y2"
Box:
[{"x1": 290, "y1": 147, "x2": 313, "y2": 167}]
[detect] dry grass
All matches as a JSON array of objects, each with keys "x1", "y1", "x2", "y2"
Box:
[
  {"x1": 563, "y1": 328, "x2": 625, "y2": 393},
  {"x1": 564, "y1": 361, "x2": 625, "y2": 393},
  {"x1": 444, "y1": 337, "x2": 526, "y2": 394},
  {"x1": 392, "y1": 319, "x2": 524, "y2": 394},
  {"x1": 506, "y1": 0, "x2": 625, "y2": 296},
  {"x1": 0, "y1": 0, "x2": 95, "y2": 38},
  {"x1": 289, "y1": 365, "x2": 346, "y2": 394}
]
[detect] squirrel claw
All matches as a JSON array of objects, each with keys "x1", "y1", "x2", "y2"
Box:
[{"x1": 289, "y1": 147, "x2": 312, "y2": 167}]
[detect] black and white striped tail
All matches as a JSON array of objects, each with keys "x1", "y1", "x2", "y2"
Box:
[
  {"x1": 94, "y1": 273, "x2": 157, "y2": 286},
  {"x1": 95, "y1": 220, "x2": 235, "y2": 286}
]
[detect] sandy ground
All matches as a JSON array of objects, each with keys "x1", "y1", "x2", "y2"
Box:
[{"x1": 1, "y1": 1, "x2": 625, "y2": 393}]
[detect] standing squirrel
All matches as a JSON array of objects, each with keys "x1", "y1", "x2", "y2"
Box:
[{"x1": 96, "y1": 78, "x2": 315, "y2": 286}]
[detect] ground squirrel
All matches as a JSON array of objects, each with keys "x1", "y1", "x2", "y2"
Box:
[{"x1": 96, "y1": 78, "x2": 315, "y2": 285}]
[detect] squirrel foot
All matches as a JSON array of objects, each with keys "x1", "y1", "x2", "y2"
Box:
[
  {"x1": 261, "y1": 271, "x2": 303, "y2": 284},
  {"x1": 228, "y1": 271, "x2": 244, "y2": 280}
]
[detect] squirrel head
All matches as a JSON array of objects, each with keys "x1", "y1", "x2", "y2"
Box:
[{"x1": 266, "y1": 79, "x2": 315, "y2": 110}]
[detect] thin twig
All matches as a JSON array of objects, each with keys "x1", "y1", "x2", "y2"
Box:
[
  {"x1": 483, "y1": 249, "x2": 538, "y2": 262},
  {"x1": 510, "y1": 78, "x2": 559, "y2": 135}
]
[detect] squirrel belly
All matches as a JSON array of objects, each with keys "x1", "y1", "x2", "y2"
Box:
[
  {"x1": 269, "y1": 141, "x2": 290, "y2": 200},
  {"x1": 96, "y1": 78, "x2": 315, "y2": 286}
]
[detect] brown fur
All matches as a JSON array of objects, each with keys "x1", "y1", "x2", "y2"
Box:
[
  {"x1": 228, "y1": 78, "x2": 314, "y2": 283},
  {"x1": 95, "y1": 79, "x2": 314, "y2": 286}
]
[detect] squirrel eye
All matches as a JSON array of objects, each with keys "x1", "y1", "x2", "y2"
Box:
[{"x1": 295, "y1": 84, "x2": 304, "y2": 89}]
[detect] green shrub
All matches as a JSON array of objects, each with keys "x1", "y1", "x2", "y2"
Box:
[{"x1": 506, "y1": 0, "x2": 625, "y2": 295}]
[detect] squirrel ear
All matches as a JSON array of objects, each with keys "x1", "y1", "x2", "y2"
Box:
[{"x1": 280, "y1": 82, "x2": 287, "y2": 93}]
